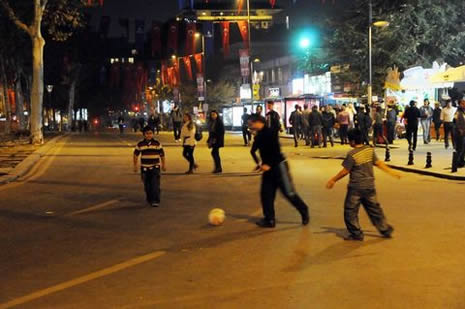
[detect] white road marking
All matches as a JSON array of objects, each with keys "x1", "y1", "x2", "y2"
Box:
[
  {"x1": 0, "y1": 251, "x2": 166, "y2": 309},
  {"x1": 66, "y1": 199, "x2": 119, "y2": 216}
]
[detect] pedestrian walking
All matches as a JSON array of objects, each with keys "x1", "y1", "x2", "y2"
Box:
[
  {"x1": 301, "y1": 104, "x2": 311, "y2": 145},
  {"x1": 386, "y1": 103, "x2": 398, "y2": 144},
  {"x1": 171, "y1": 105, "x2": 183, "y2": 142},
  {"x1": 322, "y1": 105, "x2": 335, "y2": 147},
  {"x1": 265, "y1": 101, "x2": 282, "y2": 136},
  {"x1": 133, "y1": 126, "x2": 166, "y2": 207},
  {"x1": 453, "y1": 99, "x2": 465, "y2": 169},
  {"x1": 373, "y1": 106, "x2": 389, "y2": 147},
  {"x1": 326, "y1": 128, "x2": 400, "y2": 241},
  {"x1": 118, "y1": 114, "x2": 125, "y2": 134},
  {"x1": 309, "y1": 105, "x2": 323, "y2": 148},
  {"x1": 441, "y1": 100, "x2": 457, "y2": 149},
  {"x1": 432, "y1": 102, "x2": 442, "y2": 141},
  {"x1": 337, "y1": 106, "x2": 350, "y2": 145},
  {"x1": 241, "y1": 108, "x2": 252, "y2": 146},
  {"x1": 138, "y1": 117, "x2": 145, "y2": 132},
  {"x1": 419, "y1": 99, "x2": 434, "y2": 144},
  {"x1": 181, "y1": 113, "x2": 197, "y2": 174},
  {"x1": 249, "y1": 115, "x2": 310, "y2": 228},
  {"x1": 403, "y1": 100, "x2": 421, "y2": 151},
  {"x1": 289, "y1": 105, "x2": 302, "y2": 147},
  {"x1": 207, "y1": 110, "x2": 225, "y2": 174}
]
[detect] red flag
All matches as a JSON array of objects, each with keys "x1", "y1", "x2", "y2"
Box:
[
  {"x1": 161, "y1": 62, "x2": 167, "y2": 85},
  {"x1": 237, "y1": 0, "x2": 244, "y2": 13},
  {"x1": 270, "y1": 0, "x2": 276, "y2": 8},
  {"x1": 167, "y1": 67, "x2": 174, "y2": 87},
  {"x1": 173, "y1": 59, "x2": 181, "y2": 85},
  {"x1": 168, "y1": 22, "x2": 179, "y2": 53},
  {"x1": 237, "y1": 21, "x2": 249, "y2": 49},
  {"x1": 151, "y1": 22, "x2": 162, "y2": 57},
  {"x1": 221, "y1": 22, "x2": 230, "y2": 57},
  {"x1": 185, "y1": 23, "x2": 196, "y2": 55},
  {"x1": 194, "y1": 53, "x2": 203, "y2": 74},
  {"x1": 183, "y1": 56, "x2": 193, "y2": 81}
]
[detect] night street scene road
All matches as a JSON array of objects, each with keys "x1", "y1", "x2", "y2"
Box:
[{"x1": 1, "y1": 0, "x2": 465, "y2": 308}]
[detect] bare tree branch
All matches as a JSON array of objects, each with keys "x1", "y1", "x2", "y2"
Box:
[
  {"x1": 0, "y1": 0, "x2": 31, "y2": 35},
  {"x1": 40, "y1": 0, "x2": 48, "y2": 12}
]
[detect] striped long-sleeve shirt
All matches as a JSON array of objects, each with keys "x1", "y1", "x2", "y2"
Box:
[{"x1": 134, "y1": 139, "x2": 165, "y2": 168}]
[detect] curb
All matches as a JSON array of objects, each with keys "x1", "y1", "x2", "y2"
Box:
[
  {"x1": 386, "y1": 164, "x2": 465, "y2": 181},
  {"x1": 0, "y1": 134, "x2": 67, "y2": 185}
]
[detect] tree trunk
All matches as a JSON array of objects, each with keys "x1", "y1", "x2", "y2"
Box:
[
  {"x1": 30, "y1": 35, "x2": 45, "y2": 144},
  {"x1": 0, "y1": 59, "x2": 11, "y2": 134},
  {"x1": 15, "y1": 70, "x2": 25, "y2": 131}
]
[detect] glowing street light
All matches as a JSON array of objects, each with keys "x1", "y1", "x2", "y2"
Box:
[{"x1": 299, "y1": 38, "x2": 310, "y2": 49}]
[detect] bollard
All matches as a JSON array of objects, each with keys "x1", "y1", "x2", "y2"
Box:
[
  {"x1": 425, "y1": 152, "x2": 432, "y2": 168},
  {"x1": 452, "y1": 151, "x2": 458, "y2": 173},
  {"x1": 407, "y1": 150, "x2": 414, "y2": 165},
  {"x1": 384, "y1": 147, "x2": 391, "y2": 162}
]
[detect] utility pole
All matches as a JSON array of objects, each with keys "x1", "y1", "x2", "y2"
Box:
[{"x1": 368, "y1": 0, "x2": 373, "y2": 107}]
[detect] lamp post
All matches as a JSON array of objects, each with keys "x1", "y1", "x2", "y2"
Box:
[
  {"x1": 368, "y1": 0, "x2": 389, "y2": 107},
  {"x1": 46, "y1": 85, "x2": 54, "y2": 130}
]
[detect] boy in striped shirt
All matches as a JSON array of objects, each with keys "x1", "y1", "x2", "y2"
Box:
[
  {"x1": 133, "y1": 126, "x2": 166, "y2": 207},
  {"x1": 326, "y1": 128, "x2": 401, "y2": 241}
]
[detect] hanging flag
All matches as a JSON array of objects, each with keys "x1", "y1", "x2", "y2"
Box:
[
  {"x1": 167, "y1": 67, "x2": 174, "y2": 87},
  {"x1": 270, "y1": 0, "x2": 276, "y2": 8},
  {"x1": 135, "y1": 19, "x2": 145, "y2": 55},
  {"x1": 119, "y1": 18, "x2": 129, "y2": 38},
  {"x1": 237, "y1": 21, "x2": 249, "y2": 49},
  {"x1": 197, "y1": 73, "x2": 205, "y2": 99},
  {"x1": 185, "y1": 23, "x2": 197, "y2": 55},
  {"x1": 161, "y1": 61, "x2": 168, "y2": 85},
  {"x1": 168, "y1": 22, "x2": 179, "y2": 54},
  {"x1": 151, "y1": 22, "x2": 162, "y2": 58},
  {"x1": 221, "y1": 22, "x2": 230, "y2": 57},
  {"x1": 194, "y1": 53, "x2": 203, "y2": 74},
  {"x1": 203, "y1": 22, "x2": 214, "y2": 58},
  {"x1": 237, "y1": 0, "x2": 244, "y2": 13},
  {"x1": 99, "y1": 16, "x2": 111, "y2": 38},
  {"x1": 183, "y1": 56, "x2": 193, "y2": 81},
  {"x1": 173, "y1": 59, "x2": 181, "y2": 85}
]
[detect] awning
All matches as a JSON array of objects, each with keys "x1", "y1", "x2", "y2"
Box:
[{"x1": 431, "y1": 65, "x2": 465, "y2": 83}]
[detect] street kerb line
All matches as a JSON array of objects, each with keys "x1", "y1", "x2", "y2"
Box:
[
  {"x1": 0, "y1": 251, "x2": 166, "y2": 309},
  {"x1": 66, "y1": 199, "x2": 119, "y2": 216}
]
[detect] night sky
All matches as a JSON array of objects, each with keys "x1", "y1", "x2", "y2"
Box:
[{"x1": 89, "y1": 0, "x2": 348, "y2": 38}]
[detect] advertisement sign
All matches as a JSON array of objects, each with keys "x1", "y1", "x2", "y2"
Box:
[
  {"x1": 240, "y1": 84, "x2": 252, "y2": 100},
  {"x1": 239, "y1": 49, "x2": 250, "y2": 77},
  {"x1": 268, "y1": 87, "x2": 280, "y2": 98},
  {"x1": 253, "y1": 84, "x2": 260, "y2": 100},
  {"x1": 196, "y1": 74, "x2": 205, "y2": 99}
]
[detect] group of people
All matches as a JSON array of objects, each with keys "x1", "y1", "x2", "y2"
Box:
[{"x1": 117, "y1": 113, "x2": 161, "y2": 135}]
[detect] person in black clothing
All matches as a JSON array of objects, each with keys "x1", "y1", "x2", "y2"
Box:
[
  {"x1": 432, "y1": 102, "x2": 442, "y2": 141},
  {"x1": 117, "y1": 114, "x2": 125, "y2": 135},
  {"x1": 386, "y1": 103, "x2": 398, "y2": 144},
  {"x1": 171, "y1": 105, "x2": 183, "y2": 142},
  {"x1": 133, "y1": 126, "x2": 166, "y2": 207},
  {"x1": 289, "y1": 105, "x2": 302, "y2": 147},
  {"x1": 265, "y1": 101, "x2": 282, "y2": 135},
  {"x1": 403, "y1": 100, "x2": 421, "y2": 151},
  {"x1": 309, "y1": 105, "x2": 323, "y2": 148},
  {"x1": 241, "y1": 108, "x2": 251, "y2": 146},
  {"x1": 249, "y1": 115, "x2": 310, "y2": 228},
  {"x1": 138, "y1": 117, "x2": 145, "y2": 132},
  {"x1": 454, "y1": 100, "x2": 465, "y2": 169},
  {"x1": 207, "y1": 110, "x2": 225, "y2": 174},
  {"x1": 322, "y1": 105, "x2": 335, "y2": 147}
]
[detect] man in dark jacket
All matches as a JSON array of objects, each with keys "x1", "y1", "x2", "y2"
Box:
[
  {"x1": 208, "y1": 110, "x2": 225, "y2": 174},
  {"x1": 249, "y1": 115, "x2": 310, "y2": 228},
  {"x1": 432, "y1": 102, "x2": 442, "y2": 141},
  {"x1": 170, "y1": 105, "x2": 183, "y2": 142},
  {"x1": 308, "y1": 105, "x2": 323, "y2": 148},
  {"x1": 403, "y1": 100, "x2": 421, "y2": 151},
  {"x1": 289, "y1": 105, "x2": 302, "y2": 147},
  {"x1": 453, "y1": 100, "x2": 465, "y2": 170},
  {"x1": 241, "y1": 108, "x2": 251, "y2": 146},
  {"x1": 322, "y1": 105, "x2": 335, "y2": 147},
  {"x1": 265, "y1": 101, "x2": 282, "y2": 136},
  {"x1": 386, "y1": 103, "x2": 398, "y2": 144}
]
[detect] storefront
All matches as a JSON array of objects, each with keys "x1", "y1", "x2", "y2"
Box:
[
  {"x1": 222, "y1": 102, "x2": 265, "y2": 130},
  {"x1": 284, "y1": 95, "x2": 324, "y2": 128}
]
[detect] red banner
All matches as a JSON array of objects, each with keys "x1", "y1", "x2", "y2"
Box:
[
  {"x1": 237, "y1": 21, "x2": 249, "y2": 49},
  {"x1": 167, "y1": 67, "x2": 177, "y2": 87},
  {"x1": 270, "y1": 0, "x2": 276, "y2": 8},
  {"x1": 194, "y1": 53, "x2": 203, "y2": 74},
  {"x1": 167, "y1": 22, "x2": 178, "y2": 53},
  {"x1": 161, "y1": 61, "x2": 167, "y2": 85},
  {"x1": 237, "y1": 0, "x2": 244, "y2": 13},
  {"x1": 173, "y1": 59, "x2": 181, "y2": 85},
  {"x1": 185, "y1": 23, "x2": 196, "y2": 55},
  {"x1": 183, "y1": 56, "x2": 193, "y2": 81},
  {"x1": 221, "y1": 22, "x2": 230, "y2": 57},
  {"x1": 151, "y1": 22, "x2": 161, "y2": 57}
]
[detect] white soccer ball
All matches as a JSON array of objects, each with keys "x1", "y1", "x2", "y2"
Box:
[{"x1": 208, "y1": 208, "x2": 226, "y2": 226}]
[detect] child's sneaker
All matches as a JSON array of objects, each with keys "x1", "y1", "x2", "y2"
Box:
[
  {"x1": 344, "y1": 233, "x2": 364, "y2": 241},
  {"x1": 151, "y1": 202, "x2": 159, "y2": 207},
  {"x1": 381, "y1": 225, "x2": 394, "y2": 238}
]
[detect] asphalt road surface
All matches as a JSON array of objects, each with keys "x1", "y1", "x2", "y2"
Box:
[{"x1": 1, "y1": 131, "x2": 464, "y2": 309}]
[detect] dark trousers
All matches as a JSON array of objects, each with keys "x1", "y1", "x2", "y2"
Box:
[
  {"x1": 339, "y1": 125, "x2": 349, "y2": 145},
  {"x1": 292, "y1": 126, "x2": 301, "y2": 146},
  {"x1": 323, "y1": 126, "x2": 334, "y2": 147},
  {"x1": 211, "y1": 147, "x2": 222, "y2": 171},
  {"x1": 360, "y1": 128, "x2": 370, "y2": 145},
  {"x1": 373, "y1": 123, "x2": 388, "y2": 146},
  {"x1": 454, "y1": 133, "x2": 465, "y2": 167},
  {"x1": 173, "y1": 121, "x2": 182, "y2": 140},
  {"x1": 260, "y1": 161, "x2": 309, "y2": 222},
  {"x1": 118, "y1": 124, "x2": 124, "y2": 134},
  {"x1": 242, "y1": 126, "x2": 251, "y2": 145},
  {"x1": 406, "y1": 125, "x2": 418, "y2": 150},
  {"x1": 433, "y1": 122, "x2": 442, "y2": 141},
  {"x1": 444, "y1": 122, "x2": 455, "y2": 148},
  {"x1": 344, "y1": 188, "x2": 389, "y2": 237},
  {"x1": 142, "y1": 167, "x2": 161, "y2": 204},
  {"x1": 386, "y1": 121, "x2": 396, "y2": 144},
  {"x1": 183, "y1": 146, "x2": 195, "y2": 171}
]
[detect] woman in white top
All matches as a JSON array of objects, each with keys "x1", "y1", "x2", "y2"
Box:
[{"x1": 181, "y1": 113, "x2": 197, "y2": 174}]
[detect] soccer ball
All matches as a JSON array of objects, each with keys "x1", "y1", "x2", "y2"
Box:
[{"x1": 208, "y1": 208, "x2": 225, "y2": 226}]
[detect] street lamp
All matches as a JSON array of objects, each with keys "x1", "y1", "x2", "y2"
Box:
[
  {"x1": 299, "y1": 38, "x2": 310, "y2": 49},
  {"x1": 46, "y1": 85, "x2": 54, "y2": 130},
  {"x1": 368, "y1": 0, "x2": 389, "y2": 107}
]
